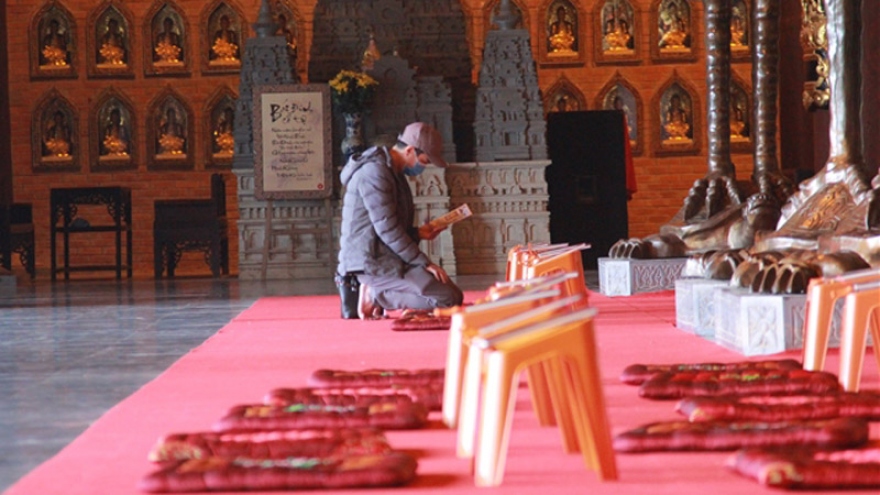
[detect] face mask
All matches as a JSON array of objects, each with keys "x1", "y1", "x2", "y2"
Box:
[{"x1": 403, "y1": 162, "x2": 426, "y2": 177}]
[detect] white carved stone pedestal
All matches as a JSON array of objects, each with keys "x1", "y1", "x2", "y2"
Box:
[
  {"x1": 675, "y1": 278, "x2": 729, "y2": 337},
  {"x1": 713, "y1": 288, "x2": 810, "y2": 356},
  {"x1": 447, "y1": 161, "x2": 551, "y2": 276},
  {"x1": 597, "y1": 257, "x2": 687, "y2": 296},
  {"x1": 234, "y1": 169, "x2": 340, "y2": 280},
  {"x1": 713, "y1": 288, "x2": 871, "y2": 357}
]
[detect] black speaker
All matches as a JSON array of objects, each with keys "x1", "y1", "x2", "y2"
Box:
[{"x1": 546, "y1": 110, "x2": 629, "y2": 269}]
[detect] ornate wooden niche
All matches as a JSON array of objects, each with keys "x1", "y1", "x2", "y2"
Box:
[
  {"x1": 597, "y1": 72, "x2": 644, "y2": 156},
  {"x1": 30, "y1": 1, "x2": 77, "y2": 80}
]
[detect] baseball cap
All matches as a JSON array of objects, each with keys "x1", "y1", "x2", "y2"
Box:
[{"x1": 398, "y1": 122, "x2": 449, "y2": 168}]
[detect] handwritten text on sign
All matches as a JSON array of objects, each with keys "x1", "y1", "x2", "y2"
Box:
[{"x1": 260, "y1": 91, "x2": 325, "y2": 192}]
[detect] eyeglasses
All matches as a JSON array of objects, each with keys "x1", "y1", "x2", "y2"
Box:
[{"x1": 413, "y1": 147, "x2": 430, "y2": 165}]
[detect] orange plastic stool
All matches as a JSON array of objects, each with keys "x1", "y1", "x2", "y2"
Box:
[
  {"x1": 505, "y1": 243, "x2": 571, "y2": 282},
  {"x1": 524, "y1": 244, "x2": 589, "y2": 302},
  {"x1": 456, "y1": 295, "x2": 584, "y2": 459},
  {"x1": 838, "y1": 279, "x2": 880, "y2": 392},
  {"x1": 471, "y1": 307, "x2": 617, "y2": 486},
  {"x1": 484, "y1": 271, "x2": 582, "y2": 303},
  {"x1": 442, "y1": 288, "x2": 562, "y2": 428},
  {"x1": 802, "y1": 267, "x2": 880, "y2": 371}
]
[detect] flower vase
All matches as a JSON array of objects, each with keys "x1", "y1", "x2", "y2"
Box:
[{"x1": 341, "y1": 112, "x2": 365, "y2": 159}]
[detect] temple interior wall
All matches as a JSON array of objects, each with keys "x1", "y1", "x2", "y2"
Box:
[{"x1": 5, "y1": 0, "x2": 876, "y2": 278}]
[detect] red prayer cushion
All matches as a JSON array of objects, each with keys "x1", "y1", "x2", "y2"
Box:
[
  {"x1": 613, "y1": 417, "x2": 869, "y2": 453},
  {"x1": 729, "y1": 445, "x2": 880, "y2": 489}
]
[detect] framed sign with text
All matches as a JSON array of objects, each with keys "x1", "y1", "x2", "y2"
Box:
[{"x1": 253, "y1": 84, "x2": 332, "y2": 200}]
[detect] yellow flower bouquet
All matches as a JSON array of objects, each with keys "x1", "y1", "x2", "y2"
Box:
[{"x1": 329, "y1": 69, "x2": 378, "y2": 114}]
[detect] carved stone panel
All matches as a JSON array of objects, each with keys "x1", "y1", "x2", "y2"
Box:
[
  {"x1": 366, "y1": 53, "x2": 419, "y2": 147},
  {"x1": 30, "y1": 0, "x2": 77, "y2": 80},
  {"x1": 475, "y1": 29, "x2": 547, "y2": 162},
  {"x1": 447, "y1": 161, "x2": 551, "y2": 275}
]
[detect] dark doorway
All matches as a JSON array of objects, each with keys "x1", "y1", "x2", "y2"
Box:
[{"x1": 546, "y1": 110, "x2": 628, "y2": 269}]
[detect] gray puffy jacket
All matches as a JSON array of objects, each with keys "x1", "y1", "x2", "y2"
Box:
[{"x1": 337, "y1": 147, "x2": 429, "y2": 277}]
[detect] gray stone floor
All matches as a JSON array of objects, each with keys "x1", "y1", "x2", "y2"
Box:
[{"x1": 0, "y1": 271, "x2": 597, "y2": 492}]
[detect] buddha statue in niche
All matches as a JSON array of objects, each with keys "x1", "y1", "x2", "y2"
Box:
[
  {"x1": 552, "y1": 93, "x2": 578, "y2": 113},
  {"x1": 154, "y1": 17, "x2": 183, "y2": 65},
  {"x1": 658, "y1": 3, "x2": 689, "y2": 50},
  {"x1": 210, "y1": 15, "x2": 240, "y2": 64},
  {"x1": 730, "y1": 2, "x2": 748, "y2": 50},
  {"x1": 662, "y1": 93, "x2": 691, "y2": 142},
  {"x1": 98, "y1": 18, "x2": 127, "y2": 66},
  {"x1": 101, "y1": 108, "x2": 130, "y2": 157},
  {"x1": 604, "y1": 18, "x2": 633, "y2": 51},
  {"x1": 611, "y1": 94, "x2": 635, "y2": 144},
  {"x1": 212, "y1": 107, "x2": 235, "y2": 157},
  {"x1": 548, "y1": 5, "x2": 576, "y2": 55},
  {"x1": 40, "y1": 19, "x2": 70, "y2": 67},
  {"x1": 157, "y1": 107, "x2": 185, "y2": 156},
  {"x1": 730, "y1": 99, "x2": 749, "y2": 141},
  {"x1": 43, "y1": 110, "x2": 72, "y2": 158}
]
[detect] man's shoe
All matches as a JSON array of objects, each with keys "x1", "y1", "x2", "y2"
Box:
[{"x1": 357, "y1": 284, "x2": 384, "y2": 320}]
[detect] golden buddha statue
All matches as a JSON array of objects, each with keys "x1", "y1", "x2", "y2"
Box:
[
  {"x1": 43, "y1": 111, "x2": 71, "y2": 158},
  {"x1": 41, "y1": 19, "x2": 69, "y2": 67},
  {"x1": 210, "y1": 15, "x2": 239, "y2": 64},
  {"x1": 157, "y1": 108, "x2": 185, "y2": 156},
  {"x1": 604, "y1": 19, "x2": 633, "y2": 52},
  {"x1": 101, "y1": 108, "x2": 129, "y2": 157},
  {"x1": 663, "y1": 94, "x2": 690, "y2": 141},
  {"x1": 98, "y1": 19, "x2": 127, "y2": 66},
  {"x1": 154, "y1": 17, "x2": 183, "y2": 65},
  {"x1": 730, "y1": 15, "x2": 746, "y2": 47},
  {"x1": 548, "y1": 6, "x2": 576, "y2": 55},
  {"x1": 213, "y1": 108, "x2": 235, "y2": 157},
  {"x1": 659, "y1": 10, "x2": 688, "y2": 50},
  {"x1": 730, "y1": 103, "x2": 748, "y2": 140}
]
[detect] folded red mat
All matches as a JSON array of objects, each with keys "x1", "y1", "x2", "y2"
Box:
[
  {"x1": 213, "y1": 400, "x2": 429, "y2": 432},
  {"x1": 148, "y1": 428, "x2": 391, "y2": 462},
  {"x1": 613, "y1": 417, "x2": 869, "y2": 453},
  {"x1": 140, "y1": 452, "x2": 417, "y2": 492},
  {"x1": 677, "y1": 391, "x2": 880, "y2": 422},
  {"x1": 620, "y1": 359, "x2": 802, "y2": 385},
  {"x1": 265, "y1": 383, "x2": 443, "y2": 412},
  {"x1": 390, "y1": 310, "x2": 451, "y2": 331},
  {"x1": 728, "y1": 444, "x2": 880, "y2": 489},
  {"x1": 638, "y1": 368, "x2": 841, "y2": 400},
  {"x1": 307, "y1": 368, "x2": 445, "y2": 388}
]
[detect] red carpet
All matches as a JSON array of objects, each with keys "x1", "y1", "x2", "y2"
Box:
[{"x1": 6, "y1": 290, "x2": 878, "y2": 494}]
